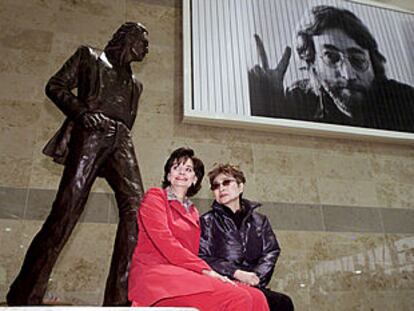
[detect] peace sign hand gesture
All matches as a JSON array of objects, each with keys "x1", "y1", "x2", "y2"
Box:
[{"x1": 248, "y1": 34, "x2": 292, "y2": 117}]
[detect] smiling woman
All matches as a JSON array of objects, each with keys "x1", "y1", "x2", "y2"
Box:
[{"x1": 127, "y1": 148, "x2": 270, "y2": 311}]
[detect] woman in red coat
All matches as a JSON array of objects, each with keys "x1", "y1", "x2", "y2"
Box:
[{"x1": 128, "y1": 147, "x2": 269, "y2": 310}]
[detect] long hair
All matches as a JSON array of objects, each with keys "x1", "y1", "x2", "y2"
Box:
[
  {"x1": 295, "y1": 5, "x2": 386, "y2": 79},
  {"x1": 105, "y1": 22, "x2": 147, "y2": 50}
]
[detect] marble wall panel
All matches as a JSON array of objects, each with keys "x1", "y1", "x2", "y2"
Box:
[
  {"x1": 137, "y1": 85, "x2": 181, "y2": 117},
  {"x1": 0, "y1": 25, "x2": 53, "y2": 54},
  {"x1": 140, "y1": 0, "x2": 182, "y2": 8},
  {"x1": 323, "y1": 205, "x2": 383, "y2": 232},
  {"x1": 252, "y1": 145, "x2": 316, "y2": 177},
  {"x1": 0, "y1": 48, "x2": 51, "y2": 77},
  {"x1": 0, "y1": 17, "x2": 53, "y2": 97},
  {"x1": 371, "y1": 154, "x2": 414, "y2": 185},
  {"x1": 129, "y1": 136, "x2": 175, "y2": 190},
  {"x1": 0, "y1": 219, "x2": 26, "y2": 302},
  {"x1": 381, "y1": 209, "x2": 414, "y2": 233},
  {"x1": 384, "y1": 234, "x2": 414, "y2": 290},
  {"x1": 0, "y1": 187, "x2": 27, "y2": 220},
  {"x1": 309, "y1": 259, "x2": 396, "y2": 292},
  {"x1": 276, "y1": 231, "x2": 330, "y2": 261},
  {"x1": 135, "y1": 44, "x2": 178, "y2": 82},
  {"x1": 0, "y1": 0, "x2": 59, "y2": 11},
  {"x1": 126, "y1": 1, "x2": 182, "y2": 48},
  {"x1": 255, "y1": 174, "x2": 320, "y2": 204},
  {"x1": 269, "y1": 230, "x2": 414, "y2": 310},
  {"x1": 376, "y1": 182, "x2": 414, "y2": 209},
  {"x1": 323, "y1": 232, "x2": 387, "y2": 262},
  {"x1": 175, "y1": 122, "x2": 318, "y2": 148},
  {"x1": 138, "y1": 69, "x2": 176, "y2": 99},
  {"x1": 394, "y1": 183, "x2": 414, "y2": 210},
  {"x1": 317, "y1": 178, "x2": 379, "y2": 207},
  {"x1": 53, "y1": 9, "x2": 124, "y2": 39},
  {"x1": 132, "y1": 111, "x2": 175, "y2": 140},
  {"x1": 269, "y1": 259, "x2": 313, "y2": 300},
  {"x1": 0, "y1": 100, "x2": 41, "y2": 188},
  {"x1": 363, "y1": 289, "x2": 414, "y2": 311},
  {"x1": 309, "y1": 289, "x2": 364, "y2": 311},
  {"x1": 57, "y1": 0, "x2": 125, "y2": 18},
  {"x1": 313, "y1": 153, "x2": 374, "y2": 181},
  {"x1": 0, "y1": 2, "x2": 57, "y2": 33},
  {"x1": 261, "y1": 204, "x2": 324, "y2": 232},
  {"x1": 0, "y1": 74, "x2": 48, "y2": 104},
  {"x1": 311, "y1": 136, "x2": 372, "y2": 157}
]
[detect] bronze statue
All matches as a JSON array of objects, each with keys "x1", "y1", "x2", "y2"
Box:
[{"x1": 7, "y1": 22, "x2": 149, "y2": 306}]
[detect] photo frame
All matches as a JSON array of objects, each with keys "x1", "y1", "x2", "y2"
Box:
[{"x1": 183, "y1": 0, "x2": 414, "y2": 143}]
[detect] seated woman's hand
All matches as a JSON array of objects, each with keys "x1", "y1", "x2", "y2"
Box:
[
  {"x1": 202, "y1": 270, "x2": 236, "y2": 286},
  {"x1": 233, "y1": 270, "x2": 260, "y2": 286}
]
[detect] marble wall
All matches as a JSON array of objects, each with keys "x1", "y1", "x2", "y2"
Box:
[{"x1": 0, "y1": 0, "x2": 413, "y2": 309}]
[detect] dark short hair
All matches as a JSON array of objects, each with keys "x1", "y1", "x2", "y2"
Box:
[
  {"x1": 106, "y1": 22, "x2": 148, "y2": 50},
  {"x1": 208, "y1": 164, "x2": 246, "y2": 187},
  {"x1": 162, "y1": 147, "x2": 204, "y2": 197},
  {"x1": 296, "y1": 5, "x2": 386, "y2": 79}
]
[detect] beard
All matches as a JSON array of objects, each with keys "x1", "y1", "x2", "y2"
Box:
[{"x1": 320, "y1": 79, "x2": 368, "y2": 118}]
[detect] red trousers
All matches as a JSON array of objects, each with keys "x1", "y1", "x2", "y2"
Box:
[{"x1": 133, "y1": 281, "x2": 269, "y2": 311}]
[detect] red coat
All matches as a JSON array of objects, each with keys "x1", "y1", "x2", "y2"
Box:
[{"x1": 128, "y1": 188, "x2": 214, "y2": 306}]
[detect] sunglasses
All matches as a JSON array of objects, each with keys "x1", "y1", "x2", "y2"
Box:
[{"x1": 210, "y1": 179, "x2": 237, "y2": 191}]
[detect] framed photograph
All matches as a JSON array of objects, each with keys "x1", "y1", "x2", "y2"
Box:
[{"x1": 183, "y1": 0, "x2": 414, "y2": 143}]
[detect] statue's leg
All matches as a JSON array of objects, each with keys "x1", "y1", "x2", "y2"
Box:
[
  {"x1": 7, "y1": 127, "x2": 113, "y2": 306},
  {"x1": 101, "y1": 125, "x2": 144, "y2": 306}
]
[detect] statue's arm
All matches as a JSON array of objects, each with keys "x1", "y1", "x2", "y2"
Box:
[
  {"x1": 130, "y1": 79, "x2": 143, "y2": 126},
  {"x1": 45, "y1": 46, "x2": 90, "y2": 120}
]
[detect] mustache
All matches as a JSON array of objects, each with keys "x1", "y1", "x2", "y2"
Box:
[{"x1": 331, "y1": 81, "x2": 367, "y2": 93}]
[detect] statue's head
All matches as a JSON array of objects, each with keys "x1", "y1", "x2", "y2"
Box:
[{"x1": 105, "y1": 22, "x2": 149, "y2": 63}]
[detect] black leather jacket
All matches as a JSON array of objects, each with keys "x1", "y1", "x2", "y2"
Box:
[{"x1": 199, "y1": 199, "x2": 280, "y2": 288}]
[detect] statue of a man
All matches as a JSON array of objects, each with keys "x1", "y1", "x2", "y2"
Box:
[{"x1": 7, "y1": 22, "x2": 149, "y2": 306}]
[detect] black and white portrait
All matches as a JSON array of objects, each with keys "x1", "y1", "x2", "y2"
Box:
[
  {"x1": 249, "y1": 3, "x2": 414, "y2": 133},
  {"x1": 186, "y1": 0, "x2": 414, "y2": 139}
]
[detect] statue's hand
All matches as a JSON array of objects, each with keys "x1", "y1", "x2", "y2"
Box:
[
  {"x1": 249, "y1": 34, "x2": 291, "y2": 97},
  {"x1": 81, "y1": 112, "x2": 115, "y2": 134}
]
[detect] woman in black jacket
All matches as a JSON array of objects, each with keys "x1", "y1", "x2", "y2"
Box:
[{"x1": 199, "y1": 164, "x2": 294, "y2": 311}]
